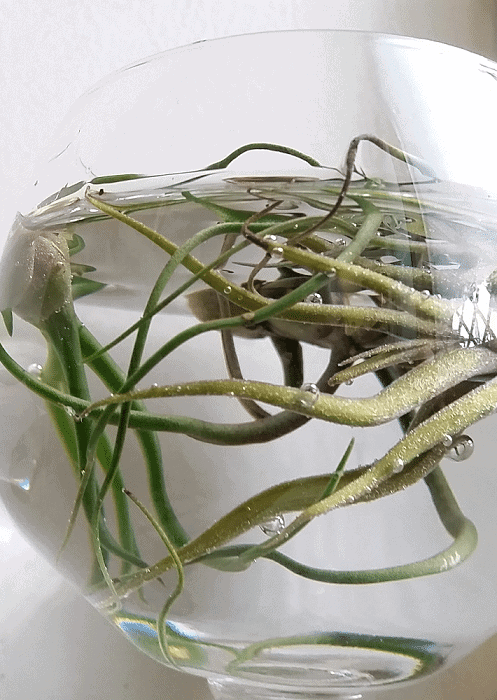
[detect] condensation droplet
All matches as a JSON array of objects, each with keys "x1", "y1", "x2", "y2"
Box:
[
  {"x1": 65, "y1": 406, "x2": 76, "y2": 418},
  {"x1": 272, "y1": 247, "x2": 284, "y2": 258},
  {"x1": 335, "y1": 238, "x2": 346, "y2": 246},
  {"x1": 442, "y1": 434, "x2": 453, "y2": 448},
  {"x1": 151, "y1": 383, "x2": 158, "y2": 388},
  {"x1": 420, "y1": 289, "x2": 431, "y2": 299},
  {"x1": 447, "y1": 435, "x2": 474, "y2": 462},
  {"x1": 305, "y1": 292, "x2": 323, "y2": 304},
  {"x1": 345, "y1": 379, "x2": 354, "y2": 386},
  {"x1": 299, "y1": 382, "x2": 320, "y2": 407},
  {"x1": 259, "y1": 514, "x2": 285, "y2": 536},
  {"x1": 263, "y1": 234, "x2": 278, "y2": 243}
]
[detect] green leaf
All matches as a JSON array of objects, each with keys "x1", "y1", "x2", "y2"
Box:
[
  {"x1": 1, "y1": 309, "x2": 13, "y2": 336},
  {"x1": 71, "y1": 277, "x2": 107, "y2": 300},
  {"x1": 90, "y1": 173, "x2": 146, "y2": 184},
  {"x1": 67, "y1": 233, "x2": 86, "y2": 256}
]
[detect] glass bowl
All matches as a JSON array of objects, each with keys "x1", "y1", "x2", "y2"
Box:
[{"x1": 1, "y1": 30, "x2": 497, "y2": 700}]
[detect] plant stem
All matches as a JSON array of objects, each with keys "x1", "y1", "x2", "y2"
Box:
[
  {"x1": 40, "y1": 305, "x2": 145, "y2": 574},
  {"x1": 79, "y1": 326, "x2": 188, "y2": 546}
]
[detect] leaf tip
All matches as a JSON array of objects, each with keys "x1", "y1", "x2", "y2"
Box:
[{"x1": 1, "y1": 309, "x2": 13, "y2": 336}]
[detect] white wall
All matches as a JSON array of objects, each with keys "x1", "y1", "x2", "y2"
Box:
[{"x1": 0, "y1": 3, "x2": 496, "y2": 700}]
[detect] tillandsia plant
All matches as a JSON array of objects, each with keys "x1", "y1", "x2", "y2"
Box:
[{"x1": 0, "y1": 135, "x2": 495, "y2": 667}]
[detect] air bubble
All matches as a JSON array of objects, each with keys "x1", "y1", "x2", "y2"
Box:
[
  {"x1": 420, "y1": 290, "x2": 431, "y2": 299},
  {"x1": 442, "y1": 434, "x2": 453, "y2": 448},
  {"x1": 27, "y1": 363, "x2": 43, "y2": 377},
  {"x1": 299, "y1": 382, "x2": 320, "y2": 407},
  {"x1": 272, "y1": 247, "x2": 284, "y2": 258},
  {"x1": 263, "y1": 234, "x2": 278, "y2": 243},
  {"x1": 345, "y1": 379, "x2": 354, "y2": 386},
  {"x1": 305, "y1": 292, "x2": 323, "y2": 304},
  {"x1": 447, "y1": 435, "x2": 474, "y2": 462},
  {"x1": 259, "y1": 515, "x2": 285, "y2": 536},
  {"x1": 392, "y1": 458, "x2": 404, "y2": 474},
  {"x1": 223, "y1": 286, "x2": 232, "y2": 294},
  {"x1": 65, "y1": 406, "x2": 76, "y2": 418}
]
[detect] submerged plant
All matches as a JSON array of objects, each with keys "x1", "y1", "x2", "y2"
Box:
[{"x1": 0, "y1": 135, "x2": 495, "y2": 666}]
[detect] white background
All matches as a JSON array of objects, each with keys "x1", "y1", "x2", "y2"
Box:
[{"x1": 1, "y1": 2, "x2": 497, "y2": 699}]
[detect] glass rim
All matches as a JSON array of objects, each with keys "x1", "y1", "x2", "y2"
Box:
[{"x1": 87, "y1": 28, "x2": 495, "y2": 97}]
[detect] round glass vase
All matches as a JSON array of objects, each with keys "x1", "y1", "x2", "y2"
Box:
[{"x1": 1, "y1": 30, "x2": 497, "y2": 700}]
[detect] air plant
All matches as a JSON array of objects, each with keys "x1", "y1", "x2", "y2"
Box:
[{"x1": 0, "y1": 135, "x2": 493, "y2": 664}]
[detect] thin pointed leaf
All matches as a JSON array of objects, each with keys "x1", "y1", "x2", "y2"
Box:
[{"x1": 1, "y1": 308, "x2": 13, "y2": 336}]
